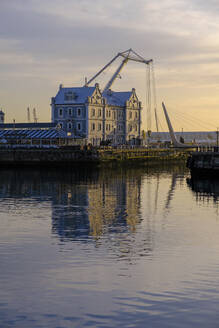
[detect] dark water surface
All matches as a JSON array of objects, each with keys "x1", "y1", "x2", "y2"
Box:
[{"x1": 1, "y1": 165, "x2": 219, "y2": 328}]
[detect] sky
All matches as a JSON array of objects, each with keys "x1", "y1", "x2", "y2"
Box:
[{"x1": 1, "y1": 0, "x2": 219, "y2": 131}]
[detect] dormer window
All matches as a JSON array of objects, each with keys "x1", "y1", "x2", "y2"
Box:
[{"x1": 64, "y1": 91, "x2": 77, "y2": 101}]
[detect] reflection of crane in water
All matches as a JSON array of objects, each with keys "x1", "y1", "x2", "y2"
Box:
[
  {"x1": 146, "y1": 170, "x2": 183, "y2": 219},
  {"x1": 164, "y1": 173, "x2": 178, "y2": 211},
  {"x1": 153, "y1": 173, "x2": 160, "y2": 215}
]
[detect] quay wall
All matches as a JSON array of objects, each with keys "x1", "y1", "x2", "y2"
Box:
[
  {"x1": 0, "y1": 147, "x2": 190, "y2": 167},
  {"x1": 97, "y1": 148, "x2": 189, "y2": 162}
]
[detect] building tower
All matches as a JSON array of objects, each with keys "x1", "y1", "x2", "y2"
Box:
[{"x1": 0, "y1": 110, "x2": 5, "y2": 123}]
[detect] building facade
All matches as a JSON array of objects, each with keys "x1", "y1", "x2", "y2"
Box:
[{"x1": 51, "y1": 83, "x2": 142, "y2": 146}]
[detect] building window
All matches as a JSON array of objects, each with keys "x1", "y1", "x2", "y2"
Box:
[
  {"x1": 67, "y1": 122, "x2": 72, "y2": 130},
  {"x1": 135, "y1": 111, "x2": 138, "y2": 119},
  {"x1": 68, "y1": 108, "x2": 72, "y2": 116},
  {"x1": 92, "y1": 108, "x2": 95, "y2": 117},
  {"x1": 59, "y1": 108, "x2": 63, "y2": 117},
  {"x1": 91, "y1": 123, "x2": 95, "y2": 131},
  {"x1": 98, "y1": 123, "x2": 102, "y2": 131},
  {"x1": 106, "y1": 124, "x2": 111, "y2": 131},
  {"x1": 106, "y1": 110, "x2": 111, "y2": 118},
  {"x1": 135, "y1": 124, "x2": 138, "y2": 131},
  {"x1": 113, "y1": 111, "x2": 116, "y2": 119},
  {"x1": 98, "y1": 109, "x2": 101, "y2": 117},
  {"x1": 77, "y1": 123, "x2": 81, "y2": 131},
  {"x1": 59, "y1": 122, "x2": 63, "y2": 129},
  {"x1": 129, "y1": 124, "x2": 132, "y2": 132},
  {"x1": 77, "y1": 108, "x2": 81, "y2": 116},
  {"x1": 129, "y1": 111, "x2": 132, "y2": 119}
]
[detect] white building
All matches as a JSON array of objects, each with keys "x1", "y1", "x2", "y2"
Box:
[{"x1": 51, "y1": 83, "x2": 142, "y2": 146}]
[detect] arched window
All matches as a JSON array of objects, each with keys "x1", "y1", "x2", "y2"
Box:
[
  {"x1": 77, "y1": 123, "x2": 81, "y2": 131},
  {"x1": 91, "y1": 123, "x2": 95, "y2": 131},
  {"x1": 59, "y1": 108, "x2": 63, "y2": 117}
]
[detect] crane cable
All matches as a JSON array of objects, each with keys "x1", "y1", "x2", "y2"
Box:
[
  {"x1": 151, "y1": 62, "x2": 159, "y2": 133},
  {"x1": 167, "y1": 106, "x2": 217, "y2": 131},
  {"x1": 145, "y1": 64, "x2": 151, "y2": 134}
]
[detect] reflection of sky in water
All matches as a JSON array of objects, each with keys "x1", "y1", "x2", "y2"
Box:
[{"x1": 0, "y1": 166, "x2": 219, "y2": 327}]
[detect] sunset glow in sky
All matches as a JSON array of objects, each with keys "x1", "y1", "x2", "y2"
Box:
[{"x1": 1, "y1": 0, "x2": 219, "y2": 131}]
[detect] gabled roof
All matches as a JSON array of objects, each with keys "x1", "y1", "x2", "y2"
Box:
[
  {"x1": 54, "y1": 86, "x2": 96, "y2": 104},
  {"x1": 103, "y1": 91, "x2": 132, "y2": 106}
]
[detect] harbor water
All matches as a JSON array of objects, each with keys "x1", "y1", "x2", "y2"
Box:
[{"x1": 1, "y1": 165, "x2": 219, "y2": 327}]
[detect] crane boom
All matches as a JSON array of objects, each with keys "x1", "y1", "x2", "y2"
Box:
[
  {"x1": 84, "y1": 52, "x2": 121, "y2": 87},
  {"x1": 84, "y1": 48, "x2": 153, "y2": 92},
  {"x1": 103, "y1": 56, "x2": 129, "y2": 93}
]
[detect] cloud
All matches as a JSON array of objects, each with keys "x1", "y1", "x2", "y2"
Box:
[{"x1": 1, "y1": 0, "x2": 219, "y2": 128}]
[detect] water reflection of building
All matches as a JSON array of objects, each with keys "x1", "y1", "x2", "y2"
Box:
[
  {"x1": 0, "y1": 165, "x2": 187, "y2": 259},
  {"x1": 0, "y1": 169, "x2": 55, "y2": 199},
  {"x1": 187, "y1": 176, "x2": 219, "y2": 204},
  {"x1": 51, "y1": 168, "x2": 142, "y2": 239},
  {"x1": 86, "y1": 170, "x2": 141, "y2": 236},
  {"x1": 0, "y1": 168, "x2": 143, "y2": 239}
]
